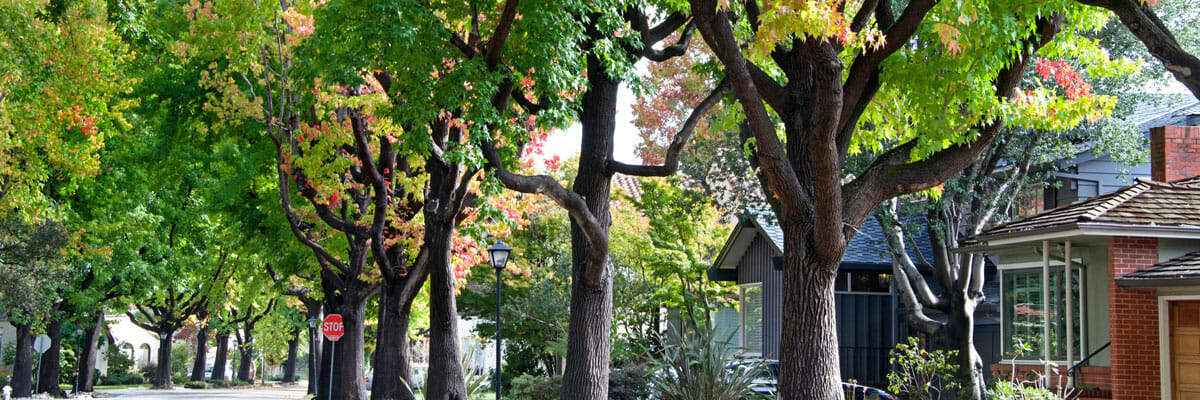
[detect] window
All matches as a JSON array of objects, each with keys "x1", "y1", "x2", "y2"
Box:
[
  {"x1": 834, "y1": 271, "x2": 892, "y2": 293},
  {"x1": 740, "y1": 285, "x2": 763, "y2": 354},
  {"x1": 1002, "y1": 268, "x2": 1082, "y2": 360}
]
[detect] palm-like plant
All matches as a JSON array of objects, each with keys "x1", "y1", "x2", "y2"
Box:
[{"x1": 649, "y1": 325, "x2": 770, "y2": 400}]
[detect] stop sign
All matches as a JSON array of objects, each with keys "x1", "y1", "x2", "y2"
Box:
[{"x1": 322, "y1": 314, "x2": 344, "y2": 341}]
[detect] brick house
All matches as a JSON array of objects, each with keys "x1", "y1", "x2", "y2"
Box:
[{"x1": 972, "y1": 125, "x2": 1200, "y2": 399}]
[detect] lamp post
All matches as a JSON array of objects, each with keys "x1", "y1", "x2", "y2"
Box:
[
  {"x1": 307, "y1": 317, "x2": 318, "y2": 396},
  {"x1": 487, "y1": 240, "x2": 512, "y2": 400},
  {"x1": 74, "y1": 328, "x2": 83, "y2": 395}
]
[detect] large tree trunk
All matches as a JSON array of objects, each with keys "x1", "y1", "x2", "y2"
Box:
[
  {"x1": 371, "y1": 278, "x2": 417, "y2": 400},
  {"x1": 212, "y1": 333, "x2": 230, "y2": 381},
  {"x1": 560, "y1": 60, "x2": 616, "y2": 400},
  {"x1": 37, "y1": 318, "x2": 67, "y2": 398},
  {"x1": 154, "y1": 329, "x2": 176, "y2": 389},
  {"x1": 191, "y1": 324, "x2": 209, "y2": 381},
  {"x1": 12, "y1": 322, "x2": 34, "y2": 398},
  {"x1": 77, "y1": 313, "x2": 104, "y2": 393},
  {"x1": 778, "y1": 238, "x2": 843, "y2": 400},
  {"x1": 237, "y1": 333, "x2": 254, "y2": 382},
  {"x1": 424, "y1": 223, "x2": 468, "y2": 400},
  {"x1": 283, "y1": 332, "x2": 299, "y2": 383},
  {"x1": 949, "y1": 296, "x2": 985, "y2": 399},
  {"x1": 323, "y1": 297, "x2": 368, "y2": 400}
]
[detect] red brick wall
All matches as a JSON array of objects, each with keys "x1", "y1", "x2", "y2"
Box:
[
  {"x1": 1151, "y1": 126, "x2": 1200, "y2": 182},
  {"x1": 1109, "y1": 236, "x2": 1162, "y2": 400}
]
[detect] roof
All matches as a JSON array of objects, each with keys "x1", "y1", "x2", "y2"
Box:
[
  {"x1": 712, "y1": 209, "x2": 933, "y2": 270},
  {"x1": 611, "y1": 173, "x2": 643, "y2": 199},
  {"x1": 977, "y1": 176, "x2": 1200, "y2": 241},
  {"x1": 1118, "y1": 251, "x2": 1200, "y2": 287},
  {"x1": 1132, "y1": 99, "x2": 1200, "y2": 131}
]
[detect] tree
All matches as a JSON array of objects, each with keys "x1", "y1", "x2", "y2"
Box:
[
  {"x1": 1077, "y1": 0, "x2": 1200, "y2": 98},
  {"x1": 0, "y1": 216, "x2": 70, "y2": 398},
  {"x1": 479, "y1": 6, "x2": 728, "y2": 398},
  {"x1": 687, "y1": 0, "x2": 1117, "y2": 398}
]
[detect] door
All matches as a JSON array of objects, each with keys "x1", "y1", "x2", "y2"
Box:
[{"x1": 1171, "y1": 301, "x2": 1200, "y2": 399}]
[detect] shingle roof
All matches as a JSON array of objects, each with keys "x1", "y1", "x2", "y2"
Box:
[
  {"x1": 748, "y1": 209, "x2": 933, "y2": 267},
  {"x1": 612, "y1": 173, "x2": 643, "y2": 199},
  {"x1": 979, "y1": 176, "x2": 1200, "y2": 238},
  {"x1": 1120, "y1": 251, "x2": 1200, "y2": 282}
]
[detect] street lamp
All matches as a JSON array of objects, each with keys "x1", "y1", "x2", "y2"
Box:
[
  {"x1": 307, "y1": 317, "x2": 318, "y2": 396},
  {"x1": 487, "y1": 240, "x2": 512, "y2": 400},
  {"x1": 74, "y1": 328, "x2": 83, "y2": 395}
]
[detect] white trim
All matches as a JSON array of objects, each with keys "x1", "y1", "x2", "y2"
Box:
[
  {"x1": 987, "y1": 227, "x2": 1200, "y2": 246},
  {"x1": 1157, "y1": 295, "x2": 1200, "y2": 400}
]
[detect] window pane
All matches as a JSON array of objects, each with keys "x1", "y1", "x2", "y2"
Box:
[
  {"x1": 1003, "y1": 268, "x2": 1082, "y2": 360},
  {"x1": 741, "y1": 286, "x2": 763, "y2": 353}
]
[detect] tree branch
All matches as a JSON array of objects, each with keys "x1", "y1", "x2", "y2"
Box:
[
  {"x1": 1077, "y1": 0, "x2": 1200, "y2": 98},
  {"x1": 610, "y1": 80, "x2": 729, "y2": 176}
]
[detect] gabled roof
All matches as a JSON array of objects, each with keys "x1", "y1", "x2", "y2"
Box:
[
  {"x1": 712, "y1": 209, "x2": 932, "y2": 270},
  {"x1": 977, "y1": 176, "x2": 1200, "y2": 242},
  {"x1": 1118, "y1": 251, "x2": 1200, "y2": 287}
]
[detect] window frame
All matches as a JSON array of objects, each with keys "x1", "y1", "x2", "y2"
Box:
[
  {"x1": 1000, "y1": 266, "x2": 1085, "y2": 361},
  {"x1": 738, "y1": 283, "x2": 763, "y2": 356}
]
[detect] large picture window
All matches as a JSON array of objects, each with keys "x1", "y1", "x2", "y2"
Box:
[
  {"x1": 740, "y1": 285, "x2": 763, "y2": 354},
  {"x1": 1002, "y1": 268, "x2": 1082, "y2": 360}
]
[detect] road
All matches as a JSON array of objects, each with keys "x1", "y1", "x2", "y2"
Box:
[{"x1": 97, "y1": 385, "x2": 308, "y2": 399}]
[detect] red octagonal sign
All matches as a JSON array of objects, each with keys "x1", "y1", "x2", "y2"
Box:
[{"x1": 322, "y1": 314, "x2": 344, "y2": 341}]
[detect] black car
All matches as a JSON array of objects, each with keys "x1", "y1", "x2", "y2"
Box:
[{"x1": 726, "y1": 360, "x2": 897, "y2": 400}]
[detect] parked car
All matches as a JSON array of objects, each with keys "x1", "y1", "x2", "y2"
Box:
[{"x1": 726, "y1": 360, "x2": 897, "y2": 400}]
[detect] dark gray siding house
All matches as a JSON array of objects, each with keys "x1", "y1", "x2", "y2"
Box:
[{"x1": 707, "y1": 211, "x2": 936, "y2": 385}]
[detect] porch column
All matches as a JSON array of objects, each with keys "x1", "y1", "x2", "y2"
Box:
[
  {"x1": 1065, "y1": 240, "x2": 1074, "y2": 387},
  {"x1": 1043, "y1": 240, "x2": 1052, "y2": 382}
]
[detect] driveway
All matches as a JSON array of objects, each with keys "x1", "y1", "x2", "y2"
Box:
[{"x1": 98, "y1": 385, "x2": 308, "y2": 399}]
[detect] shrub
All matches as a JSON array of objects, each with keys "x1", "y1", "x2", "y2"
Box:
[
  {"x1": 139, "y1": 363, "x2": 158, "y2": 383},
  {"x1": 985, "y1": 381, "x2": 1060, "y2": 400},
  {"x1": 106, "y1": 345, "x2": 134, "y2": 374},
  {"x1": 231, "y1": 378, "x2": 252, "y2": 386},
  {"x1": 648, "y1": 326, "x2": 768, "y2": 400},
  {"x1": 184, "y1": 380, "x2": 209, "y2": 389},
  {"x1": 171, "y1": 344, "x2": 191, "y2": 376},
  {"x1": 509, "y1": 374, "x2": 562, "y2": 400},
  {"x1": 0, "y1": 371, "x2": 11, "y2": 387},
  {"x1": 100, "y1": 372, "x2": 144, "y2": 386},
  {"x1": 609, "y1": 367, "x2": 653, "y2": 400},
  {"x1": 208, "y1": 379, "x2": 231, "y2": 388},
  {"x1": 887, "y1": 337, "x2": 959, "y2": 400},
  {"x1": 2, "y1": 342, "x2": 15, "y2": 365},
  {"x1": 172, "y1": 371, "x2": 188, "y2": 384}
]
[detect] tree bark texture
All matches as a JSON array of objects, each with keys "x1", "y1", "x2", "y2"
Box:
[
  {"x1": 237, "y1": 332, "x2": 254, "y2": 382},
  {"x1": 12, "y1": 322, "x2": 33, "y2": 397},
  {"x1": 305, "y1": 300, "x2": 323, "y2": 396},
  {"x1": 371, "y1": 277, "x2": 418, "y2": 400},
  {"x1": 77, "y1": 313, "x2": 104, "y2": 392},
  {"x1": 155, "y1": 330, "x2": 175, "y2": 389},
  {"x1": 284, "y1": 333, "x2": 299, "y2": 383},
  {"x1": 424, "y1": 223, "x2": 468, "y2": 400},
  {"x1": 559, "y1": 58, "x2": 617, "y2": 400},
  {"x1": 318, "y1": 287, "x2": 369, "y2": 400},
  {"x1": 212, "y1": 333, "x2": 230, "y2": 381},
  {"x1": 191, "y1": 324, "x2": 209, "y2": 382},
  {"x1": 37, "y1": 318, "x2": 67, "y2": 398}
]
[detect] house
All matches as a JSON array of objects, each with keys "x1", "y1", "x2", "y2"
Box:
[
  {"x1": 971, "y1": 125, "x2": 1200, "y2": 399},
  {"x1": 706, "y1": 211, "x2": 944, "y2": 385}
]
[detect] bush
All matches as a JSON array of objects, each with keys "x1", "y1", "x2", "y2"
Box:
[
  {"x1": 207, "y1": 379, "x2": 231, "y2": 388},
  {"x1": 0, "y1": 371, "x2": 11, "y2": 387},
  {"x1": 2, "y1": 342, "x2": 15, "y2": 366},
  {"x1": 887, "y1": 337, "x2": 959, "y2": 400},
  {"x1": 231, "y1": 378, "x2": 252, "y2": 386},
  {"x1": 139, "y1": 363, "x2": 158, "y2": 384},
  {"x1": 106, "y1": 345, "x2": 134, "y2": 374},
  {"x1": 171, "y1": 344, "x2": 191, "y2": 376},
  {"x1": 648, "y1": 326, "x2": 768, "y2": 400},
  {"x1": 986, "y1": 381, "x2": 1060, "y2": 400},
  {"x1": 172, "y1": 371, "x2": 188, "y2": 384},
  {"x1": 609, "y1": 367, "x2": 653, "y2": 400},
  {"x1": 184, "y1": 380, "x2": 209, "y2": 389},
  {"x1": 100, "y1": 372, "x2": 144, "y2": 386},
  {"x1": 508, "y1": 374, "x2": 562, "y2": 400}
]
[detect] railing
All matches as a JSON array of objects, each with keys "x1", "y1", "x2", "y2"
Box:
[{"x1": 1068, "y1": 341, "x2": 1110, "y2": 387}]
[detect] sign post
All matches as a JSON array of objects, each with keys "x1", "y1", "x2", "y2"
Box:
[
  {"x1": 321, "y1": 315, "x2": 343, "y2": 400},
  {"x1": 32, "y1": 334, "x2": 51, "y2": 394}
]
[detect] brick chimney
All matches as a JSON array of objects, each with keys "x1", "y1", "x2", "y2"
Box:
[{"x1": 1150, "y1": 125, "x2": 1200, "y2": 182}]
